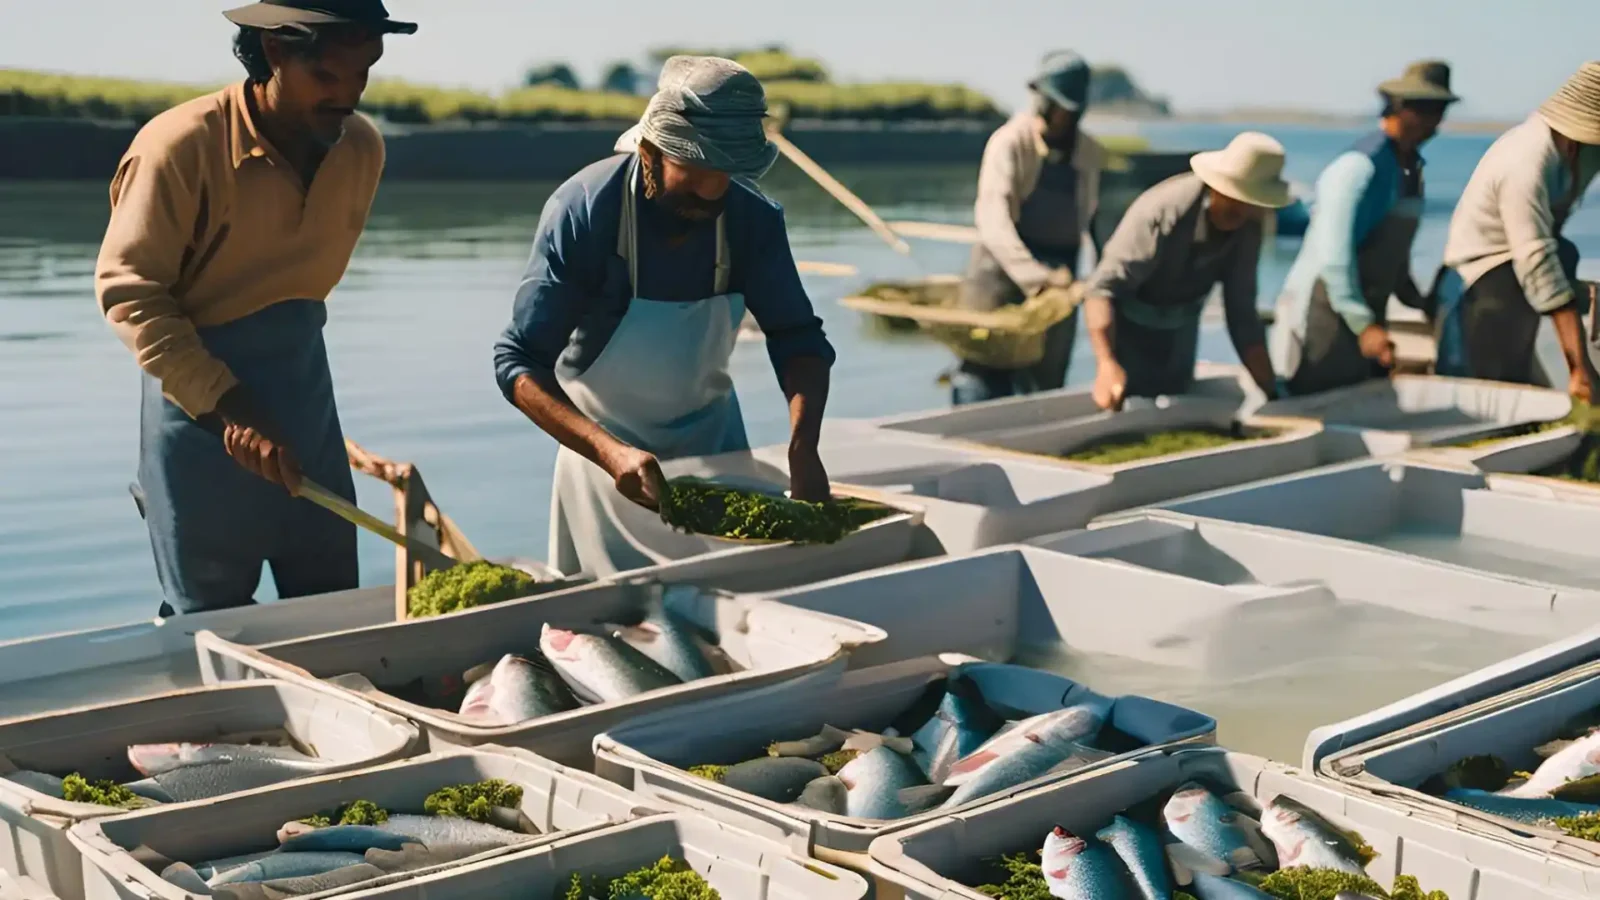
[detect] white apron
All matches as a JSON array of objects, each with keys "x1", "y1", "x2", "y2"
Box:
[{"x1": 549, "y1": 157, "x2": 750, "y2": 577}]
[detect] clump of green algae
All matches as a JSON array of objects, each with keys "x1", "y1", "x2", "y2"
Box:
[
  {"x1": 298, "y1": 799, "x2": 389, "y2": 827},
  {"x1": 424, "y1": 779, "x2": 524, "y2": 822},
  {"x1": 659, "y1": 477, "x2": 893, "y2": 544},
  {"x1": 559, "y1": 856, "x2": 720, "y2": 900},
  {"x1": 406, "y1": 560, "x2": 537, "y2": 618},
  {"x1": 1063, "y1": 426, "x2": 1258, "y2": 466},
  {"x1": 62, "y1": 774, "x2": 143, "y2": 809}
]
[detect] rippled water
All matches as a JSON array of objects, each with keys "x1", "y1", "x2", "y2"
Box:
[{"x1": 2, "y1": 122, "x2": 1597, "y2": 644}]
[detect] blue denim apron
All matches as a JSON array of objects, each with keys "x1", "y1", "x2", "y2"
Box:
[{"x1": 138, "y1": 300, "x2": 357, "y2": 614}]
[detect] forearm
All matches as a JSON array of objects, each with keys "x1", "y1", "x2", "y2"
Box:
[
  {"x1": 1239, "y1": 343, "x2": 1277, "y2": 393},
  {"x1": 780, "y1": 355, "x2": 830, "y2": 454},
  {"x1": 1084, "y1": 294, "x2": 1117, "y2": 365},
  {"x1": 1551, "y1": 306, "x2": 1595, "y2": 377},
  {"x1": 510, "y1": 371, "x2": 627, "y2": 469}
]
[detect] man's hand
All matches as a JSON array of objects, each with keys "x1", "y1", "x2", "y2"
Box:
[
  {"x1": 1036, "y1": 267, "x2": 1075, "y2": 295},
  {"x1": 788, "y1": 445, "x2": 831, "y2": 503},
  {"x1": 603, "y1": 444, "x2": 668, "y2": 511},
  {"x1": 1570, "y1": 365, "x2": 1598, "y2": 405},
  {"x1": 1358, "y1": 324, "x2": 1395, "y2": 368},
  {"x1": 1092, "y1": 360, "x2": 1127, "y2": 411},
  {"x1": 211, "y1": 386, "x2": 301, "y2": 494}
]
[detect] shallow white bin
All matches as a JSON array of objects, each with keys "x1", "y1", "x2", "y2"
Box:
[
  {"x1": 0, "y1": 871, "x2": 58, "y2": 900},
  {"x1": 1138, "y1": 458, "x2": 1600, "y2": 592},
  {"x1": 195, "y1": 579, "x2": 883, "y2": 765},
  {"x1": 1411, "y1": 426, "x2": 1600, "y2": 505},
  {"x1": 322, "y1": 813, "x2": 867, "y2": 900},
  {"x1": 868, "y1": 747, "x2": 1583, "y2": 899},
  {"x1": 1257, "y1": 374, "x2": 1571, "y2": 448},
  {"x1": 1309, "y1": 628, "x2": 1600, "y2": 878},
  {"x1": 592, "y1": 655, "x2": 1214, "y2": 861},
  {"x1": 0, "y1": 681, "x2": 419, "y2": 900},
  {"x1": 67, "y1": 747, "x2": 652, "y2": 900},
  {"x1": 0, "y1": 561, "x2": 574, "y2": 726}
]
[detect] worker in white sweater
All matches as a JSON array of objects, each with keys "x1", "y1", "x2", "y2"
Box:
[{"x1": 1435, "y1": 62, "x2": 1600, "y2": 399}]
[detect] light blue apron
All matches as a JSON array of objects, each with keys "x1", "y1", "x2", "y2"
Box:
[
  {"x1": 548, "y1": 157, "x2": 749, "y2": 577},
  {"x1": 138, "y1": 300, "x2": 357, "y2": 614}
]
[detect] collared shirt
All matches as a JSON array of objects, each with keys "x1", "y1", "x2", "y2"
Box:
[
  {"x1": 1444, "y1": 113, "x2": 1600, "y2": 314},
  {"x1": 1084, "y1": 173, "x2": 1266, "y2": 350},
  {"x1": 973, "y1": 112, "x2": 1106, "y2": 294},
  {"x1": 1279, "y1": 130, "x2": 1423, "y2": 338},
  {"x1": 94, "y1": 82, "x2": 385, "y2": 417},
  {"x1": 493, "y1": 154, "x2": 834, "y2": 402}
]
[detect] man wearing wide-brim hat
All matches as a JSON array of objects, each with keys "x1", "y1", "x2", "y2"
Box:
[
  {"x1": 1081, "y1": 132, "x2": 1294, "y2": 410},
  {"x1": 94, "y1": 0, "x2": 414, "y2": 615},
  {"x1": 1434, "y1": 61, "x2": 1600, "y2": 400},
  {"x1": 1269, "y1": 60, "x2": 1457, "y2": 396},
  {"x1": 950, "y1": 50, "x2": 1107, "y2": 406},
  {"x1": 493, "y1": 56, "x2": 837, "y2": 578}
]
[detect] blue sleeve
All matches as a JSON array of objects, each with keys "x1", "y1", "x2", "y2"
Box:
[
  {"x1": 492, "y1": 187, "x2": 595, "y2": 403},
  {"x1": 1307, "y1": 152, "x2": 1380, "y2": 335},
  {"x1": 739, "y1": 203, "x2": 837, "y2": 376}
]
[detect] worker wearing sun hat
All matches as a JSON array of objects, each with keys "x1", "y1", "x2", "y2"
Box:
[
  {"x1": 494, "y1": 56, "x2": 836, "y2": 577},
  {"x1": 952, "y1": 50, "x2": 1107, "y2": 405},
  {"x1": 1081, "y1": 132, "x2": 1293, "y2": 410},
  {"x1": 1433, "y1": 62, "x2": 1600, "y2": 401},
  {"x1": 1270, "y1": 60, "x2": 1458, "y2": 396}
]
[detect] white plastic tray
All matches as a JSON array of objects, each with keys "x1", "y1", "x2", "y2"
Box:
[
  {"x1": 593, "y1": 655, "x2": 1214, "y2": 860},
  {"x1": 195, "y1": 578, "x2": 883, "y2": 765},
  {"x1": 868, "y1": 747, "x2": 1583, "y2": 899},
  {"x1": 67, "y1": 747, "x2": 653, "y2": 900},
  {"x1": 321, "y1": 813, "x2": 868, "y2": 900},
  {"x1": 1256, "y1": 374, "x2": 1571, "y2": 448},
  {"x1": 0, "y1": 681, "x2": 419, "y2": 900}
]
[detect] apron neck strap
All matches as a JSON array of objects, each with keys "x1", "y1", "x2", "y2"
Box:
[{"x1": 620, "y1": 155, "x2": 731, "y2": 297}]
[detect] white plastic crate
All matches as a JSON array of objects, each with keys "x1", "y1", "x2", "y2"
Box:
[
  {"x1": 593, "y1": 655, "x2": 1214, "y2": 861},
  {"x1": 195, "y1": 578, "x2": 883, "y2": 765},
  {"x1": 1256, "y1": 374, "x2": 1571, "y2": 448},
  {"x1": 1137, "y1": 458, "x2": 1600, "y2": 592},
  {"x1": 67, "y1": 747, "x2": 653, "y2": 900},
  {"x1": 0, "y1": 681, "x2": 419, "y2": 900},
  {"x1": 868, "y1": 747, "x2": 1583, "y2": 899},
  {"x1": 320, "y1": 813, "x2": 868, "y2": 900}
]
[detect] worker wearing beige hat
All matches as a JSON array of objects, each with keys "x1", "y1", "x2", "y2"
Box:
[
  {"x1": 1082, "y1": 132, "x2": 1293, "y2": 410},
  {"x1": 1270, "y1": 61, "x2": 1457, "y2": 396},
  {"x1": 1434, "y1": 61, "x2": 1600, "y2": 400}
]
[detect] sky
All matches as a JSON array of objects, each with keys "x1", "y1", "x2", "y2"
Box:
[{"x1": 4, "y1": 0, "x2": 1595, "y2": 121}]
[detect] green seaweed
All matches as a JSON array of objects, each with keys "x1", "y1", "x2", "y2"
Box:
[
  {"x1": 818, "y1": 749, "x2": 859, "y2": 775},
  {"x1": 1391, "y1": 873, "x2": 1451, "y2": 900},
  {"x1": 659, "y1": 478, "x2": 893, "y2": 544},
  {"x1": 61, "y1": 774, "x2": 143, "y2": 809},
  {"x1": 1258, "y1": 867, "x2": 1390, "y2": 899},
  {"x1": 1062, "y1": 426, "x2": 1259, "y2": 466},
  {"x1": 297, "y1": 799, "x2": 390, "y2": 827},
  {"x1": 556, "y1": 856, "x2": 719, "y2": 900},
  {"x1": 973, "y1": 852, "x2": 1049, "y2": 900},
  {"x1": 686, "y1": 765, "x2": 729, "y2": 783},
  {"x1": 424, "y1": 779, "x2": 524, "y2": 822},
  {"x1": 406, "y1": 560, "x2": 537, "y2": 618},
  {"x1": 1553, "y1": 811, "x2": 1600, "y2": 841}
]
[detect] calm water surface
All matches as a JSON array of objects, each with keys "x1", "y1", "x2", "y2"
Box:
[{"x1": 3, "y1": 122, "x2": 1599, "y2": 647}]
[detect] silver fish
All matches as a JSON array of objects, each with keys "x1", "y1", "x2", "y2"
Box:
[
  {"x1": 160, "y1": 862, "x2": 213, "y2": 894},
  {"x1": 137, "y1": 756, "x2": 342, "y2": 803},
  {"x1": 1048, "y1": 742, "x2": 1118, "y2": 777},
  {"x1": 127, "y1": 743, "x2": 325, "y2": 778},
  {"x1": 1259, "y1": 795, "x2": 1366, "y2": 876},
  {"x1": 940, "y1": 706, "x2": 1105, "y2": 809},
  {"x1": 279, "y1": 814, "x2": 530, "y2": 856},
  {"x1": 1162, "y1": 783, "x2": 1263, "y2": 874},
  {"x1": 793, "y1": 775, "x2": 850, "y2": 815},
  {"x1": 208, "y1": 851, "x2": 369, "y2": 886},
  {"x1": 539, "y1": 624, "x2": 683, "y2": 703},
  {"x1": 838, "y1": 745, "x2": 928, "y2": 820},
  {"x1": 211, "y1": 863, "x2": 388, "y2": 900},
  {"x1": 909, "y1": 676, "x2": 1004, "y2": 783},
  {"x1": 768, "y1": 725, "x2": 851, "y2": 758},
  {"x1": 1442, "y1": 788, "x2": 1600, "y2": 824},
  {"x1": 1041, "y1": 826, "x2": 1134, "y2": 899},
  {"x1": 1097, "y1": 815, "x2": 1172, "y2": 900},
  {"x1": 458, "y1": 654, "x2": 579, "y2": 725},
  {"x1": 896, "y1": 784, "x2": 956, "y2": 816},
  {"x1": 279, "y1": 825, "x2": 416, "y2": 854},
  {"x1": 612, "y1": 601, "x2": 717, "y2": 683},
  {"x1": 1502, "y1": 729, "x2": 1600, "y2": 798},
  {"x1": 720, "y1": 757, "x2": 830, "y2": 803}
]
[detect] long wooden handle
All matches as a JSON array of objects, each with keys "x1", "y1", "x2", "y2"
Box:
[
  {"x1": 883, "y1": 220, "x2": 979, "y2": 244},
  {"x1": 766, "y1": 128, "x2": 912, "y2": 256},
  {"x1": 297, "y1": 478, "x2": 458, "y2": 571}
]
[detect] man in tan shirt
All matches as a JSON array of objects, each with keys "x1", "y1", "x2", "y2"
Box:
[{"x1": 94, "y1": 0, "x2": 414, "y2": 614}]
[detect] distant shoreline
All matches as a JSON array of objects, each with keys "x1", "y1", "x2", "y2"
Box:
[{"x1": 1085, "y1": 108, "x2": 1515, "y2": 135}]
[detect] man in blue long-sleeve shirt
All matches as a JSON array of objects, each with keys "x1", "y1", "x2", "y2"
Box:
[
  {"x1": 493, "y1": 57, "x2": 836, "y2": 576},
  {"x1": 1270, "y1": 61, "x2": 1459, "y2": 395}
]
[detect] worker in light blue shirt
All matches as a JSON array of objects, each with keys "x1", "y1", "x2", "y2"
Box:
[
  {"x1": 1269, "y1": 61, "x2": 1459, "y2": 395},
  {"x1": 494, "y1": 57, "x2": 836, "y2": 577}
]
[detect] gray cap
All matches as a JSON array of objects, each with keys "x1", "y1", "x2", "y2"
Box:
[
  {"x1": 616, "y1": 56, "x2": 780, "y2": 181},
  {"x1": 1030, "y1": 50, "x2": 1091, "y2": 112}
]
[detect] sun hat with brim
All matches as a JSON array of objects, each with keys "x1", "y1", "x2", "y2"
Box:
[
  {"x1": 1190, "y1": 131, "x2": 1293, "y2": 209},
  {"x1": 223, "y1": 0, "x2": 417, "y2": 34},
  {"x1": 1379, "y1": 60, "x2": 1459, "y2": 103},
  {"x1": 1029, "y1": 50, "x2": 1091, "y2": 113},
  {"x1": 613, "y1": 56, "x2": 779, "y2": 181},
  {"x1": 1538, "y1": 61, "x2": 1600, "y2": 146}
]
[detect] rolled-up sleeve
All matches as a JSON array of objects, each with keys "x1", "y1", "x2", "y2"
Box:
[
  {"x1": 493, "y1": 191, "x2": 591, "y2": 403},
  {"x1": 95, "y1": 147, "x2": 238, "y2": 418},
  {"x1": 1500, "y1": 162, "x2": 1573, "y2": 314},
  {"x1": 1308, "y1": 152, "x2": 1379, "y2": 336},
  {"x1": 1083, "y1": 200, "x2": 1164, "y2": 302},
  {"x1": 742, "y1": 205, "x2": 836, "y2": 375},
  {"x1": 1222, "y1": 225, "x2": 1267, "y2": 351},
  {"x1": 974, "y1": 130, "x2": 1053, "y2": 295}
]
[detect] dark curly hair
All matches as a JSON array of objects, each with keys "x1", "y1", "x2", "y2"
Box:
[{"x1": 232, "y1": 24, "x2": 374, "y2": 84}]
